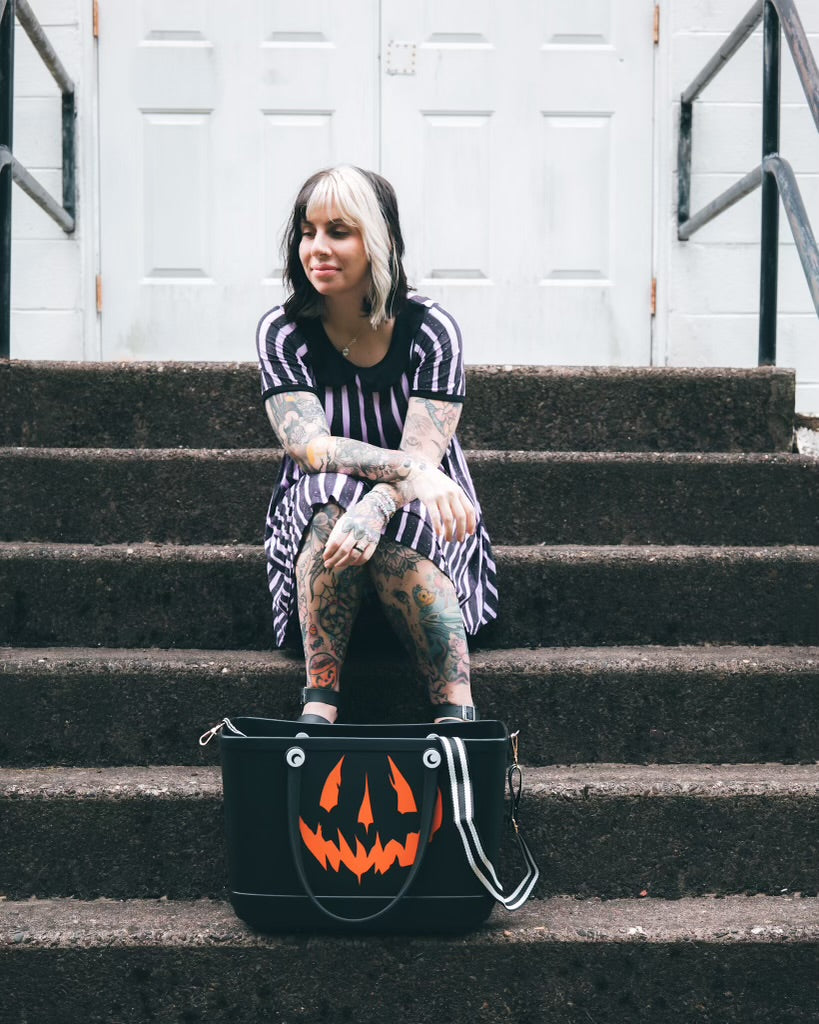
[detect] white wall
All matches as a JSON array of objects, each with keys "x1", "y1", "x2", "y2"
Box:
[
  {"x1": 8, "y1": 0, "x2": 819, "y2": 413},
  {"x1": 9, "y1": 0, "x2": 98, "y2": 359},
  {"x1": 658, "y1": 0, "x2": 819, "y2": 413}
]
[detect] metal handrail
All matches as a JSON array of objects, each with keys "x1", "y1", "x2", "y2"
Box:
[
  {"x1": 677, "y1": 0, "x2": 819, "y2": 366},
  {"x1": 1, "y1": 0, "x2": 76, "y2": 359}
]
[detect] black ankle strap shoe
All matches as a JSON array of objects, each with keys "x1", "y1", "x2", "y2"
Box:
[
  {"x1": 431, "y1": 703, "x2": 479, "y2": 722},
  {"x1": 297, "y1": 687, "x2": 341, "y2": 725}
]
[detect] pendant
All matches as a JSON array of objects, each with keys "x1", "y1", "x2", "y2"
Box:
[{"x1": 342, "y1": 346, "x2": 350, "y2": 357}]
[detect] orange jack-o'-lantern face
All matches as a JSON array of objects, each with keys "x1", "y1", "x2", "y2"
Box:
[
  {"x1": 299, "y1": 756, "x2": 443, "y2": 883},
  {"x1": 307, "y1": 653, "x2": 336, "y2": 689}
]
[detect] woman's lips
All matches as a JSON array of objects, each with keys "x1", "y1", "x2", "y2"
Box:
[{"x1": 312, "y1": 265, "x2": 338, "y2": 275}]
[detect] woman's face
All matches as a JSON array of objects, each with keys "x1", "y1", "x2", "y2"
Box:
[{"x1": 299, "y1": 202, "x2": 371, "y2": 301}]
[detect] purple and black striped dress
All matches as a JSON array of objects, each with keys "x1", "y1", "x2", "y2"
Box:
[{"x1": 255, "y1": 292, "x2": 498, "y2": 647}]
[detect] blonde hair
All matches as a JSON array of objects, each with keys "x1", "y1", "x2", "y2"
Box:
[{"x1": 282, "y1": 166, "x2": 407, "y2": 327}]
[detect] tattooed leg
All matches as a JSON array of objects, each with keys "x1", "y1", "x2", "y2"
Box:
[
  {"x1": 295, "y1": 501, "x2": 367, "y2": 722},
  {"x1": 368, "y1": 540, "x2": 473, "y2": 718}
]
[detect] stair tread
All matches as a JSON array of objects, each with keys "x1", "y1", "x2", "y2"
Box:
[
  {"x1": 4, "y1": 643, "x2": 819, "y2": 672},
  {"x1": 3, "y1": 541, "x2": 819, "y2": 558},
  {"x1": 1, "y1": 894, "x2": 815, "y2": 947},
  {"x1": 2, "y1": 762, "x2": 815, "y2": 798},
  {"x1": 2, "y1": 446, "x2": 816, "y2": 464}
]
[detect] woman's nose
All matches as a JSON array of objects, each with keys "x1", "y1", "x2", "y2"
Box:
[{"x1": 313, "y1": 232, "x2": 331, "y2": 255}]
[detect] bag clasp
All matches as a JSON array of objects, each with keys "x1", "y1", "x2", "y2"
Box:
[{"x1": 199, "y1": 717, "x2": 245, "y2": 746}]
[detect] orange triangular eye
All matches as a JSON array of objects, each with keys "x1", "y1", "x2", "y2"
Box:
[
  {"x1": 387, "y1": 756, "x2": 418, "y2": 814},
  {"x1": 319, "y1": 756, "x2": 345, "y2": 812},
  {"x1": 358, "y1": 775, "x2": 374, "y2": 832}
]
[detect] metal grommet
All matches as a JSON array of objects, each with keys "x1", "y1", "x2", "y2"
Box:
[
  {"x1": 423, "y1": 748, "x2": 441, "y2": 769},
  {"x1": 426, "y1": 732, "x2": 440, "y2": 741},
  {"x1": 286, "y1": 746, "x2": 306, "y2": 768},
  {"x1": 294, "y1": 732, "x2": 310, "y2": 739}
]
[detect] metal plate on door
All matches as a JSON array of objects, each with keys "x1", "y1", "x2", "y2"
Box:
[{"x1": 386, "y1": 41, "x2": 416, "y2": 76}]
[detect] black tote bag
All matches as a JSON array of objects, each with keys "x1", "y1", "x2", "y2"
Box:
[{"x1": 204, "y1": 717, "x2": 538, "y2": 933}]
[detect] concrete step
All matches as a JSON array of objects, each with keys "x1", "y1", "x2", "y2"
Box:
[
  {"x1": 1, "y1": 895, "x2": 815, "y2": 1024},
  {"x1": 1, "y1": 542, "x2": 817, "y2": 649},
  {"x1": 3, "y1": 448, "x2": 818, "y2": 546},
  {"x1": 1, "y1": 361, "x2": 796, "y2": 452},
  {"x1": 2, "y1": 646, "x2": 818, "y2": 767},
  {"x1": 0, "y1": 763, "x2": 815, "y2": 900},
  {"x1": 1, "y1": 896, "x2": 816, "y2": 1024}
]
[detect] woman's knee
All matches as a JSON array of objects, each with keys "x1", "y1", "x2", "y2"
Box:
[
  {"x1": 370, "y1": 543, "x2": 465, "y2": 640},
  {"x1": 297, "y1": 502, "x2": 343, "y2": 566}
]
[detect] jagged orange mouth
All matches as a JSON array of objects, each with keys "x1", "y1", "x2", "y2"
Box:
[{"x1": 299, "y1": 755, "x2": 443, "y2": 883}]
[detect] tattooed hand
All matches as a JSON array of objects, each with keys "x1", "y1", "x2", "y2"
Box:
[
  {"x1": 323, "y1": 493, "x2": 387, "y2": 571},
  {"x1": 398, "y1": 465, "x2": 477, "y2": 543}
]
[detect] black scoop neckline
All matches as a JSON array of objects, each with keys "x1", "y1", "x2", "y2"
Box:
[{"x1": 300, "y1": 299, "x2": 426, "y2": 391}]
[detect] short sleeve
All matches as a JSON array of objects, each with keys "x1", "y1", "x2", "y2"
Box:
[
  {"x1": 409, "y1": 301, "x2": 466, "y2": 403},
  {"x1": 256, "y1": 307, "x2": 318, "y2": 402}
]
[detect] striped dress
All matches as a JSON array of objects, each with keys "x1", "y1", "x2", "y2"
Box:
[{"x1": 256, "y1": 293, "x2": 498, "y2": 647}]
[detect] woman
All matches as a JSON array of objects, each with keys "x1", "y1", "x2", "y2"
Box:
[{"x1": 256, "y1": 165, "x2": 497, "y2": 725}]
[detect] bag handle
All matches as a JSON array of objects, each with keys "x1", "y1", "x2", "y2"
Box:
[
  {"x1": 285, "y1": 742, "x2": 442, "y2": 927},
  {"x1": 437, "y1": 734, "x2": 539, "y2": 911}
]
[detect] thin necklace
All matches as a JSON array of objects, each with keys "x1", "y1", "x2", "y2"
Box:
[{"x1": 340, "y1": 335, "x2": 358, "y2": 359}]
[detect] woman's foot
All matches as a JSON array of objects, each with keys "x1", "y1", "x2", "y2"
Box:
[
  {"x1": 298, "y1": 703, "x2": 338, "y2": 724},
  {"x1": 297, "y1": 687, "x2": 341, "y2": 724},
  {"x1": 431, "y1": 703, "x2": 479, "y2": 724}
]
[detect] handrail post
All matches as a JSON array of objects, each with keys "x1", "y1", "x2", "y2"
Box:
[
  {"x1": 0, "y1": 0, "x2": 14, "y2": 360},
  {"x1": 677, "y1": 100, "x2": 693, "y2": 234},
  {"x1": 62, "y1": 91, "x2": 75, "y2": 222},
  {"x1": 759, "y1": 0, "x2": 781, "y2": 366}
]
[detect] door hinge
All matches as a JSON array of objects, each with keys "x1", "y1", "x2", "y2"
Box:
[
  {"x1": 650, "y1": 277, "x2": 657, "y2": 316},
  {"x1": 96, "y1": 274, "x2": 103, "y2": 313},
  {"x1": 93, "y1": 0, "x2": 99, "y2": 39},
  {"x1": 653, "y1": 5, "x2": 660, "y2": 45}
]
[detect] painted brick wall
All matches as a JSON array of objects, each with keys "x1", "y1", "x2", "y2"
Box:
[
  {"x1": 9, "y1": 0, "x2": 97, "y2": 359},
  {"x1": 660, "y1": 0, "x2": 819, "y2": 412}
]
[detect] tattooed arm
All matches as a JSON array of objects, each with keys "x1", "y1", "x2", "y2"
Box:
[
  {"x1": 347, "y1": 399, "x2": 463, "y2": 528},
  {"x1": 266, "y1": 392, "x2": 465, "y2": 521},
  {"x1": 397, "y1": 396, "x2": 475, "y2": 544},
  {"x1": 399, "y1": 396, "x2": 463, "y2": 464},
  {"x1": 266, "y1": 391, "x2": 424, "y2": 488},
  {"x1": 265, "y1": 390, "x2": 475, "y2": 569},
  {"x1": 264, "y1": 391, "x2": 331, "y2": 470},
  {"x1": 323, "y1": 397, "x2": 476, "y2": 569}
]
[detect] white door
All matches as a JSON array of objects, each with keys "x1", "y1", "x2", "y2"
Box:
[
  {"x1": 381, "y1": 0, "x2": 656, "y2": 364},
  {"x1": 99, "y1": 1, "x2": 654, "y2": 365},
  {"x1": 99, "y1": 1, "x2": 378, "y2": 361}
]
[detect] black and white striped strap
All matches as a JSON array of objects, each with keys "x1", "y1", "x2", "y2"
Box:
[{"x1": 438, "y1": 735, "x2": 539, "y2": 911}]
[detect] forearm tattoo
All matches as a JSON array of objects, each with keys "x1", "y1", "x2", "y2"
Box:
[
  {"x1": 400, "y1": 397, "x2": 462, "y2": 464},
  {"x1": 310, "y1": 436, "x2": 431, "y2": 484},
  {"x1": 266, "y1": 394, "x2": 457, "y2": 519},
  {"x1": 266, "y1": 392, "x2": 330, "y2": 463}
]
